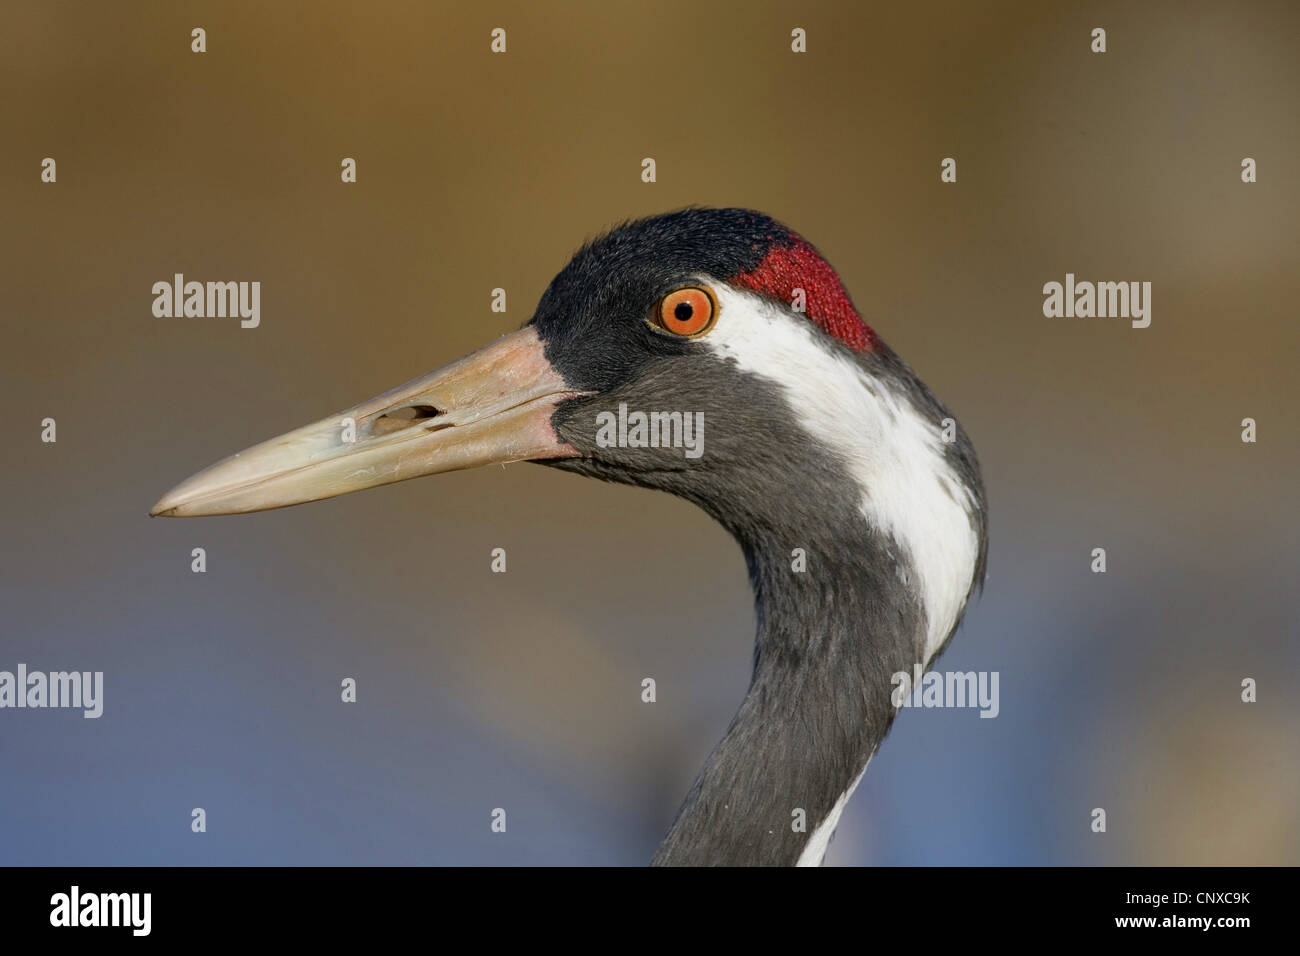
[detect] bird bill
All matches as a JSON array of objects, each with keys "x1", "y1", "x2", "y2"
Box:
[{"x1": 150, "y1": 326, "x2": 584, "y2": 517}]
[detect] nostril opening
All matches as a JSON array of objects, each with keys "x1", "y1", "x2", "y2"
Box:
[
  {"x1": 390, "y1": 404, "x2": 440, "y2": 421},
  {"x1": 373, "y1": 404, "x2": 442, "y2": 434}
]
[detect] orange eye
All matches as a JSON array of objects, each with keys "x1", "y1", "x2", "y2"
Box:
[{"x1": 657, "y1": 286, "x2": 717, "y2": 337}]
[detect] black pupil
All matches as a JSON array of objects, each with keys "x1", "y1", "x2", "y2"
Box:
[{"x1": 673, "y1": 301, "x2": 694, "y2": 322}]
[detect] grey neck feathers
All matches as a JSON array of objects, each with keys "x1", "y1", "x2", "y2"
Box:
[{"x1": 651, "y1": 510, "x2": 926, "y2": 867}]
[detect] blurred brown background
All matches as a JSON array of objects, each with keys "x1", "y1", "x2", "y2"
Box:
[{"x1": 2, "y1": 0, "x2": 1297, "y2": 864}]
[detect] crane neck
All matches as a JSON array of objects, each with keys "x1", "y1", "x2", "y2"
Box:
[{"x1": 652, "y1": 517, "x2": 927, "y2": 867}]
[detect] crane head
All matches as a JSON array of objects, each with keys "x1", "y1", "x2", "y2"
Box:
[{"x1": 151, "y1": 209, "x2": 984, "y2": 654}]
